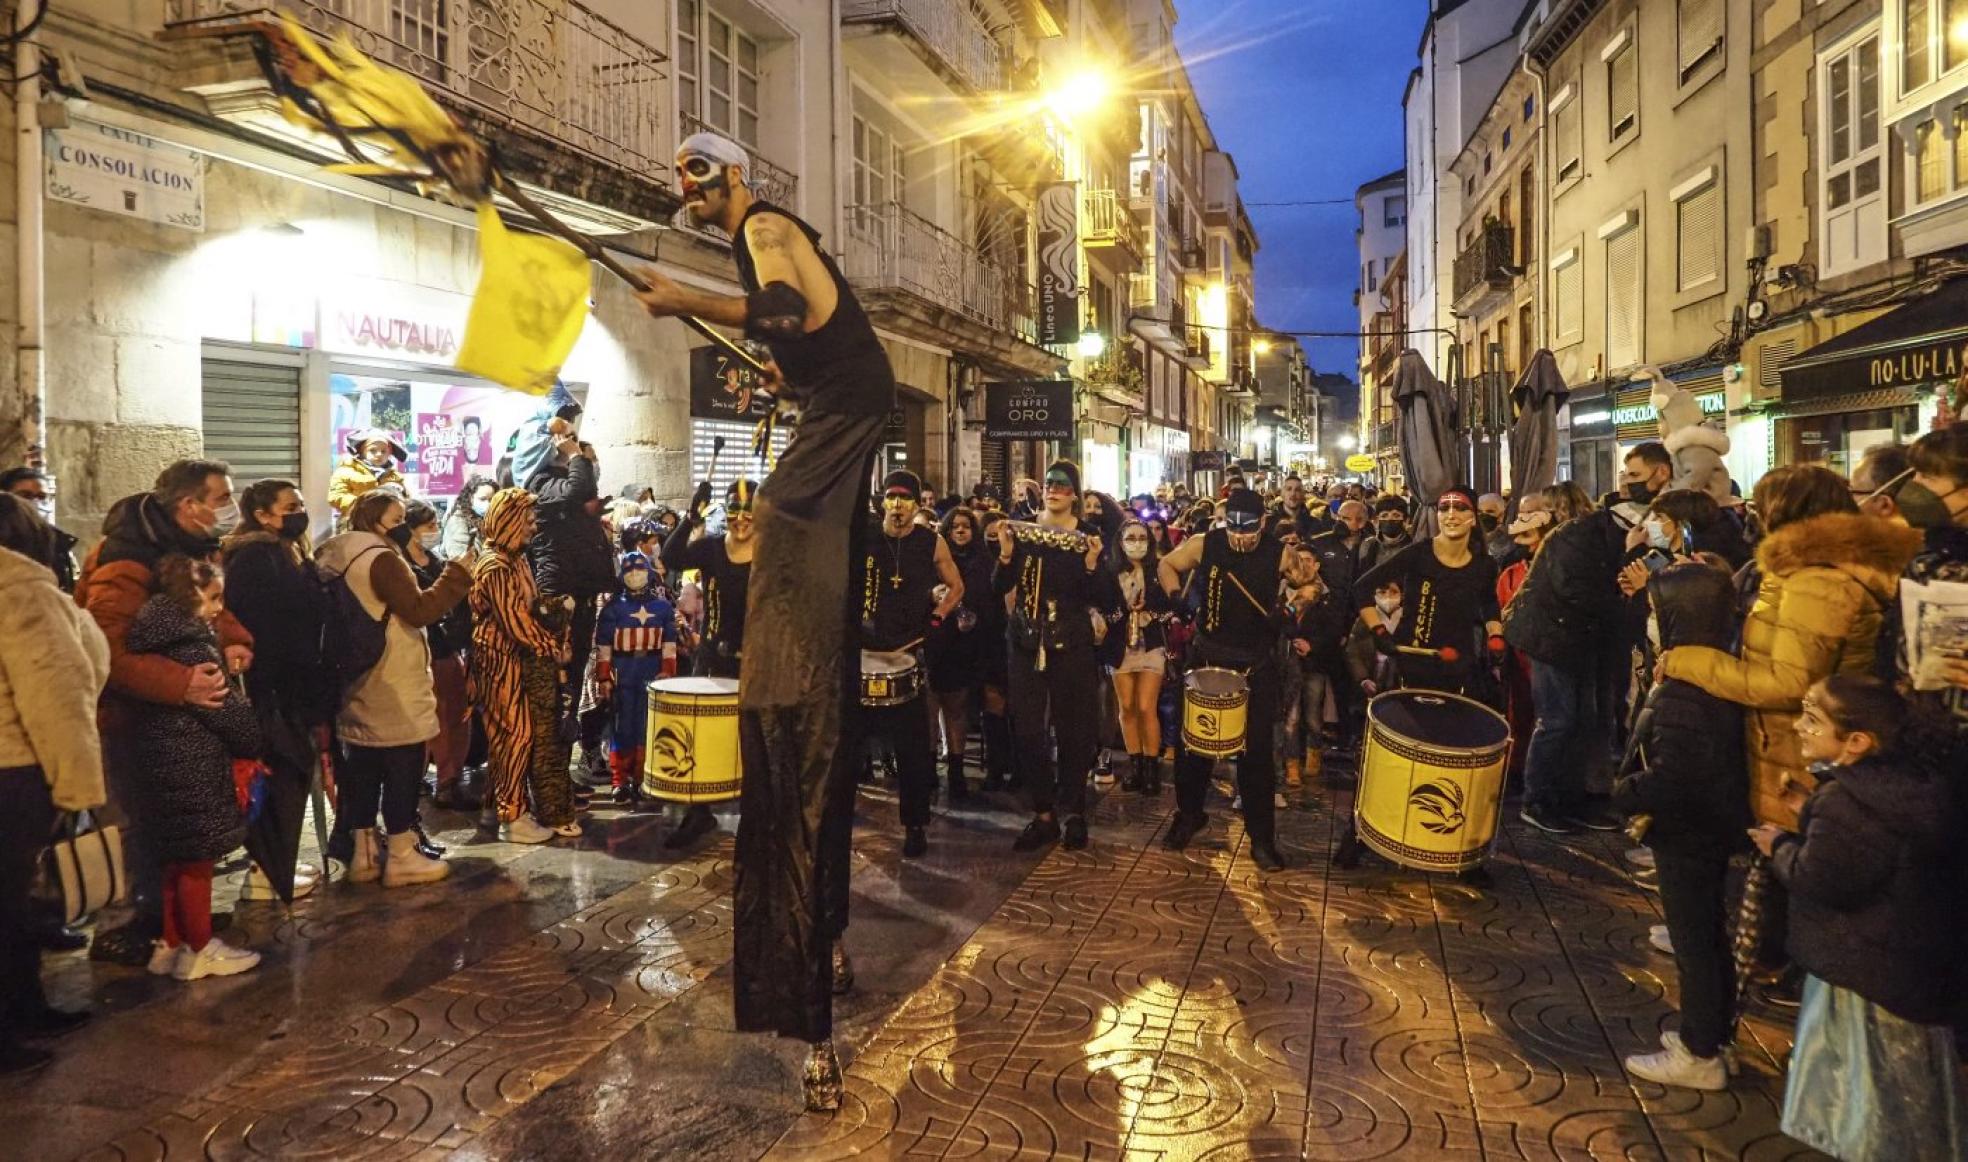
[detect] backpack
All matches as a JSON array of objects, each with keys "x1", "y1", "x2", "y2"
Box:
[{"x1": 317, "y1": 544, "x2": 391, "y2": 696}]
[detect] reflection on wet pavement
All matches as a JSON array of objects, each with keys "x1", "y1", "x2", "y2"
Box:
[{"x1": 3, "y1": 764, "x2": 1824, "y2": 1161}]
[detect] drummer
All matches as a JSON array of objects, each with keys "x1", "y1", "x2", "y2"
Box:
[
  {"x1": 1157, "y1": 487, "x2": 1317, "y2": 871},
  {"x1": 657, "y1": 477, "x2": 757, "y2": 848},
  {"x1": 1350, "y1": 485, "x2": 1504, "y2": 696},
  {"x1": 859, "y1": 470, "x2": 964, "y2": 858}
]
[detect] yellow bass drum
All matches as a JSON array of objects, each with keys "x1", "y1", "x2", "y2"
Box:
[
  {"x1": 1355, "y1": 689, "x2": 1510, "y2": 872},
  {"x1": 642, "y1": 677, "x2": 742, "y2": 804}
]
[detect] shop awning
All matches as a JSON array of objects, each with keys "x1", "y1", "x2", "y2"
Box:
[{"x1": 1779, "y1": 279, "x2": 1968, "y2": 402}]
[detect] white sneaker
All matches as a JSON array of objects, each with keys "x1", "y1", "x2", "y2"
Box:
[
  {"x1": 346, "y1": 829, "x2": 382, "y2": 883},
  {"x1": 500, "y1": 813, "x2": 553, "y2": 844},
  {"x1": 1648, "y1": 924, "x2": 1674, "y2": 955},
  {"x1": 240, "y1": 864, "x2": 315, "y2": 902},
  {"x1": 382, "y1": 830, "x2": 450, "y2": 886},
  {"x1": 1625, "y1": 846, "x2": 1657, "y2": 869},
  {"x1": 1625, "y1": 1031, "x2": 1727, "y2": 1091},
  {"x1": 551, "y1": 820, "x2": 582, "y2": 838},
  {"x1": 172, "y1": 937, "x2": 261, "y2": 981},
  {"x1": 146, "y1": 940, "x2": 179, "y2": 976}
]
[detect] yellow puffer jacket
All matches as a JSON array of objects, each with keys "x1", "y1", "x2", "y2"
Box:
[
  {"x1": 1660, "y1": 512, "x2": 1920, "y2": 829},
  {"x1": 327, "y1": 456, "x2": 406, "y2": 517}
]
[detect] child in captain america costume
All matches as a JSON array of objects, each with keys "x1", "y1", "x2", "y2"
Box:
[{"x1": 594, "y1": 551, "x2": 677, "y2": 802}]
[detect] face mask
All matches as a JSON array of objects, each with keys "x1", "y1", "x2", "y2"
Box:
[
  {"x1": 32, "y1": 497, "x2": 55, "y2": 522},
  {"x1": 210, "y1": 501, "x2": 241, "y2": 535},
  {"x1": 1478, "y1": 513, "x2": 1500, "y2": 534},
  {"x1": 278, "y1": 512, "x2": 309, "y2": 540},
  {"x1": 1644, "y1": 518, "x2": 1673, "y2": 551},
  {"x1": 1123, "y1": 540, "x2": 1149, "y2": 560},
  {"x1": 1377, "y1": 521, "x2": 1404, "y2": 540},
  {"x1": 419, "y1": 529, "x2": 441, "y2": 551},
  {"x1": 472, "y1": 498, "x2": 491, "y2": 518},
  {"x1": 387, "y1": 523, "x2": 413, "y2": 548},
  {"x1": 1894, "y1": 480, "x2": 1965, "y2": 530},
  {"x1": 1375, "y1": 595, "x2": 1401, "y2": 616},
  {"x1": 624, "y1": 569, "x2": 650, "y2": 591},
  {"x1": 1624, "y1": 480, "x2": 1658, "y2": 505}
]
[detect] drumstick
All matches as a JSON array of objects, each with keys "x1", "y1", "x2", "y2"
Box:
[
  {"x1": 894, "y1": 637, "x2": 925, "y2": 654},
  {"x1": 705, "y1": 435, "x2": 726, "y2": 486},
  {"x1": 1396, "y1": 644, "x2": 1461, "y2": 664}
]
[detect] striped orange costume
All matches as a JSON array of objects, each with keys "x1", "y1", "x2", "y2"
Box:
[{"x1": 469, "y1": 488, "x2": 563, "y2": 822}]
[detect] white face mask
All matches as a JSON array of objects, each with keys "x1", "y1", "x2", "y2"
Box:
[
  {"x1": 210, "y1": 501, "x2": 241, "y2": 535},
  {"x1": 1375, "y1": 595, "x2": 1401, "y2": 616},
  {"x1": 624, "y1": 569, "x2": 650, "y2": 591},
  {"x1": 32, "y1": 497, "x2": 55, "y2": 523},
  {"x1": 1122, "y1": 539, "x2": 1149, "y2": 560},
  {"x1": 418, "y1": 529, "x2": 441, "y2": 551}
]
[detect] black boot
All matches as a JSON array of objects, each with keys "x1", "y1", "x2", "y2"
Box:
[
  {"x1": 945, "y1": 753, "x2": 969, "y2": 803},
  {"x1": 1143, "y1": 754, "x2": 1163, "y2": 796},
  {"x1": 1120, "y1": 754, "x2": 1144, "y2": 794}
]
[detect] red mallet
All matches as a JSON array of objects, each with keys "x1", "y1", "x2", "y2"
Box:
[{"x1": 1437, "y1": 645, "x2": 1461, "y2": 665}]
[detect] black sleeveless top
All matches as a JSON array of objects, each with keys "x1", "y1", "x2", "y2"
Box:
[
  {"x1": 1197, "y1": 528, "x2": 1284, "y2": 647},
  {"x1": 732, "y1": 201, "x2": 896, "y2": 417},
  {"x1": 862, "y1": 525, "x2": 938, "y2": 652}
]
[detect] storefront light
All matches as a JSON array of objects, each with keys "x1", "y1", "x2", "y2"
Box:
[{"x1": 1077, "y1": 331, "x2": 1107, "y2": 359}]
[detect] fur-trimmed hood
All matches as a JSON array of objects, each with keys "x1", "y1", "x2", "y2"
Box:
[
  {"x1": 1663, "y1": 423, "x2": 1730, "y2": 458},
  {"x1": 1757, "y1": 511, "x2": 1922, "y2": 593}
]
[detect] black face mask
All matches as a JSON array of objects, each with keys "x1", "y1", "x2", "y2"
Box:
[
  {"x1": 278, "y1": 512, "x2": 309, "y2": 541},
  {"x1": 1895, "y1": 480, "x2": 1966, "y2": 530},
  {"x1": 387, "y1": 524, "x2": 414, "y2": 548},
  {"x1": 1478, "y1": 513, "x2": 1500, "y2": 535},
  {"x1": 1624, "y1": 479, "x2": 1659, "y2": 505},
  {"x1": 1377, "y1": 521, "x2": 1405, "y2": 540}
]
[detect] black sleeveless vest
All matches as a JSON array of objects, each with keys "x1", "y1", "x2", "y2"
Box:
[
  {"x1": 862, "y1": 525, "x2": 938, "y2": 651},
  {"x1": 731, "y1": 201, "x2": 896, "y2": 416}
]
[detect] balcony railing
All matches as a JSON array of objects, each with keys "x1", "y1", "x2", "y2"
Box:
[
  {"x1": 679, "y1": 113, "x2": 798, "y2": 210},
  {"x1": 166, "y1": 0, "x2": 666, "y2": 176},
  {"x1": 842, "y1": 201, "x2": 1034, "y2": 341},
  {"x1": 1081, "y1": 187, "x2": 1144, "y2": 256},
  {"x1": 842, "y1": 0, "x2": 1003, "y2": 94},
  {"x1": 1452, "y1": 221, "x2": 1518, "y2": 304}
]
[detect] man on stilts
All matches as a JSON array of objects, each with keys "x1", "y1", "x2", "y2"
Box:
[{"x1": 635, "y1": 131, "x2": 895, "y2": 1110}]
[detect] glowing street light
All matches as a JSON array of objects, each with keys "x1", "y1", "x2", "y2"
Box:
[
  {"x1": 1044, "y1": 67, "x2": 1114, "y2": 122},
  {"x1": 1336, "y1": 433, "x2": 1358, "y2": 451},
  {"x1": 1076, "y1": 331, "x2": 1107, "y2": 359}
]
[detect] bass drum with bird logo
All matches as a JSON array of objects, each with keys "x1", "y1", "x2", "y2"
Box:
[
  {"x1": 1355, "y1": 690, "x2": 1510, "y2": 872},
  {"x1": 642, "y1": 677, "x2": 742, "y2": 803}
]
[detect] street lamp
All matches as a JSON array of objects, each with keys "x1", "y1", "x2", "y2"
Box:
[
  {"x1": 1076, "y1": 331, "x2": 1107, "y2": 359},
  {"x1": 1044, "y1": 68, "x2": 1114, "y2": 122},
  {"x1": 1336, "y1": 433, "x2": 1358, "y2": 451}
]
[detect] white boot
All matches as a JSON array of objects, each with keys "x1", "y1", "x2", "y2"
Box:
[
  {"x1": 500, "y1": 813, "x2": 553, "y2": 844},
  {"x1": 1625, "y1": 1031, "x2": 1728, "y2": 1091},
  {"x1": 382, "y1": 829, "x2": 450, "y2": 886},
  {"x1": 346, "y1": 829, "x2": 382, "y2": 883}
]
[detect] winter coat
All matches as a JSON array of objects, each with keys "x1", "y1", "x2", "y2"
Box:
[
  {"x1": 1284, "y1": 584, "x2": 1350, "y2": 671},
  {"x1": 526, "y1": 455, "x2": 615, "y2": 598},
  {"x1": 77, "y1": 493, "x2": 251, "y2": 716},
  {"x1": 1612, "y1": 681, "x2": 1750, "y2": 857},
  {"x1": 326, "y1": 456, "x2": 405, "y2": 518},
  {"x1": 1306, "y1": 530, "x2": 1376, "y2": 613},
  {"x1": 1345, "y1": 611, "x2": 1399, "y2": 691},
  {"x1": 314, "y1": 531, "x2": 471, "y2": 748},
  {"x1": 122, "y1": 595, "x2": 259, "y2": 863},
  {"x1": 0, "y1": 546, "x2": 110, "y2": 809},
  {"x1": 219, "y1": 531, "x2": 334, "y2": 727},
  {"x1": 1770, "y1": 753, "x2": 1959, "y2": 1025},
  {"x1": 1502, "y1": 514, "x2": 1623, "y2": 670},
  {"x1": 1662, "y1": 512, "x2": 1921, "y2": 828}
]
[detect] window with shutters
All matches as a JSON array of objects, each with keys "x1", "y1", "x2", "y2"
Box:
[
  {"x1": 1552, "y1": 83, "x2": 1582, "y2": 188},
  {"x1": 1915, "y1": 118, "x2": 1947, "y2": 202},
  {"x1": 1821, "y1": 30, "x2": 1887, "y2": 274},
  {"x1": 1674, "y1": 172, "x2": 1722, "y2": 293},
  {"x1": 201, "y1": 360, "x2": 302, "y2": 490},
  {"x1": 1607, "y1": 33, "x2": 1639, "y2": 145},
  {"x1": 1552, "y1": 246, "x2": 1583, "y2": 345},
  {"x1": 1677, "y1": 0, "x2": 1723, "y2": 86},
  {"x1": 1604, "y1": 222, "x2": 1643, "y2": 369}
]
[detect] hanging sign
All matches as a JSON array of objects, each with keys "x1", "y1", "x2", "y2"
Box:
[
  {"x1": 1035, "y1": 181, "x2": 1081, "y2": 346},
  {"x1": 1345, "y1": 453, "x2": 1378, "y2": 472},
  {"x1": 45, "y1": 119, "x2": 204, "y2": 231},
  {"x1": 984, "y1": 379, "x2": 1074, "y2": 440},
  {"x1": 688, "y1": 344, "x2": 772, "y2": 421}
]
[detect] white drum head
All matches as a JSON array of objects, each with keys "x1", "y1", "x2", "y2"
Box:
[{"x1": 650, "y1": 677, "x2": 740, "y2": 696}]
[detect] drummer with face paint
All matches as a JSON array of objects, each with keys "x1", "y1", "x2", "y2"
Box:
[
  {"x1": 1158, "y1": 487, "x2": 1318, "y2": 871},
  {"x1": 858, "y1": 470, "x2": 964, "y2": 860}
]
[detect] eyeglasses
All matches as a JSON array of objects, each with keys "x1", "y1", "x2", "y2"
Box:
[{"x1": 1436, "y1": 498, "x2": 1474, "y2": 513}]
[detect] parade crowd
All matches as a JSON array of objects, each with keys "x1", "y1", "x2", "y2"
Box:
[{"x1": 3, "y1": 408, "x2": 1967, "y2": 1159}]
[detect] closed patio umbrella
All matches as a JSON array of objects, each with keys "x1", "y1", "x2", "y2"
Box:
[
  {"x1": 1392, "y1": 349, "x2": 1458, "y2": 536},
  {"x1": 1508, "y1": 350, "x2": 1570, "y2": 500}
]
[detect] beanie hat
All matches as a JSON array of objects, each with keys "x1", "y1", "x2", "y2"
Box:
[
  {"x1": 882, "y1": 469, "x2": 922, "y2": 501},
  {"x1": 1043, "y1": 459, "x2": 1081, "y2": 495},
  {"x1": 1224, "y1": 487, "x2": 1265, "y2": 518}
]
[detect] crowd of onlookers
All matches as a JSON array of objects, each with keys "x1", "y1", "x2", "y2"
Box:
[{"x1": 2, "y1": 410, "x2": 1966, "y2": 1159}]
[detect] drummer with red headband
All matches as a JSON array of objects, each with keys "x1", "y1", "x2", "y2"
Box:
[{"x1": 1351, "y1": 485, "x2": 1504, "y2": 696}]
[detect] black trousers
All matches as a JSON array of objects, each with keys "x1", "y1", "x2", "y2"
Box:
[
  {"x1": 1655, "y1": 847, "x2": 1735, "y2": 1058},
  {"x1": 1174, "y1": 657, "x2": 1280, "y2": 846},
  {"x1": 862, "y1": 692, "x2": 935, "y2": 828},
  {"x1": 1005, "y1": 642, "x2": 1100, "y2": 817},
  {"x1": 338, "y1": 742, "x2": 427, "y2": 834},
  {"x1": 0, "y1": 767, "x2": 57, "y2": 1039}
]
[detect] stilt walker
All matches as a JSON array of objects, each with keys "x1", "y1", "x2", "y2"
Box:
[{"x1": 634, "y1": 131, "x2": 896, "y2": 1111}]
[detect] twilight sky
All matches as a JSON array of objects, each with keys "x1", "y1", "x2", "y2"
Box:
[{"x1": 1177, "y1": 0, "x2": 1419, "y2": 383}]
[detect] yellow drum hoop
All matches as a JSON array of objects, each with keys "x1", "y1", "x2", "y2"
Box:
[
  {"x1": 1365, "y1": 690, "x2": 1511, "y2": 765},
  {"x1": 651, "y1": 696, "x2": 740, "y2": 718},
  {"x1": 1354, "y1": 811, "x2": 1491, "y2": 871}
]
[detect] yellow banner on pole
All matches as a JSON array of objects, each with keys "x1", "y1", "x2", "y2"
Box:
[{"x1": 456, "y1": 202, "x2": 592, "y2": 394}]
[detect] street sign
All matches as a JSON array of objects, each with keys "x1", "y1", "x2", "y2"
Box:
[
  {"x1": 45, "y1": 119, "x2": 204, "y2": 231},
  {"x1": 1192, "y1": 450, "x2": 1227, "y2": 472},
  {"x1": 1345, "y1": 453, "x2": 1377, "y2": 472},
  {"x1": 983, "y1": 379, "x2": 1074, "y2": 440}
]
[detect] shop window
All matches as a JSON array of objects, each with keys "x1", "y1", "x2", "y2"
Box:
[
  {"x1": 1674, "y1": 171, "x2": 1722, "y2": 292},
  {"x1": 1605, "y1": 222, "x2": 1643, "y2": 368},
  {"x1": 1606, "y1": 33, "x2": 1639, "y2": 144},
  {"x1": 1821, "y1": 32, "x2": 1886, "y2": 275},
  {"x1": 1677, "y1": 0, "x2": 1724, "y2": 85}
]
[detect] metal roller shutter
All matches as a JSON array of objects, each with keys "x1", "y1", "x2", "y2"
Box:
[{"x1": 201, "y1": 359, "x2": 302, "y2": 488}]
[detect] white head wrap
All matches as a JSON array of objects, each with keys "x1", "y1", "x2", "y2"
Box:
[{"x1": 678, "y1": 131, "x2": 750, "y2": 183}]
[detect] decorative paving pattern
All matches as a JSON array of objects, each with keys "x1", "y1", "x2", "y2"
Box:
[{"x1": 766, "y1": 762, "x2": 1827, "y2": 1161}]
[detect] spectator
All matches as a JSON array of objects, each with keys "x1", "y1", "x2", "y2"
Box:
[
  {"x1": 123, "y1": 557, "x2": 262, "y2": 982},
  {"x1": 327, "y1": 429, "x2": 407, "y2": 521},
  {"x1": 402, "y1": 500, "x2": 474, "y2": 815},
  {"x1": 220, "y1": 479, "x2": 332, "y2": 902},
  {"x1": 1850, "y1": 442, "x2": 1913, "y2": 524},
  {"x1": 442, "y1": 475, "x2": 496, "y2": 562},
  {"x1": 1495, "y1": 497, "x2": 1553, "y2": 779},
  {"x1": 315, "y1": 491, "x2": 471, "y2": 886},
  {"x1": 1, "y1": 467, "x2": 77, "y2": 592},
  {"x1": 1756, "y1": 676, "x2": 1966, "y2": 1157},
  {"x1": 1478, "y1": 492, "x2": 1509, "y2": 559},
  {"x1": 0, "y1": 495, "x2": 109, "y2": 1074},
  {"x1": 1365, "y1": 495, "x2": 1411, "y2": 569},
  {"x1": 1616, "y1": 562, "x2": 1752, "y2": 1092},
  {"x1": 1307, "y1": 500, "x2": 1375, "y2": 747},
  {"x1": 77, "y1": 459, "x2": 249, "y2": 966},
  {"x1": 1271, "y1": 475, "x2": 1319, "y2": 542},
  {"x1": 1279, "y1": 547, "x2": 1346, "y2": 789},
  {"x1": 1886, "y1": 423, "x2": 1968, "y2": 731}
]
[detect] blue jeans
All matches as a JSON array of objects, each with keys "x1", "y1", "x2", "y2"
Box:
[{"x1": 1524, "y1": 658, "x2": 1599, "y2": 814}]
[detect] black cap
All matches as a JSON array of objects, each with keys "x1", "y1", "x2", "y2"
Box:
[
  {"x1": 1044, "y1": 459, "x2": 1081, "y2": 495},
  {"x1": 1225, "y1": 487, "x2": 1265, "y2": 518},
  {"x1": 882, "y1": 470, "x2": 922, "y2": 501}
]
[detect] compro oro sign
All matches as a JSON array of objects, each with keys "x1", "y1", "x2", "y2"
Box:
[
  {"x1": 46, "y1": 119, "x2": 204, "y2": 231},
  {"x1": 984, "y1": 380, "x2": 1075, "y2": 441}
]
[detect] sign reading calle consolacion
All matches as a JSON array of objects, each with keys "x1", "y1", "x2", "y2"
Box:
[
  {"x1": 984, "y1": 380, "x2": 1074, "y2": 441},
  {"x1": 1035, "y1": 181, "x2": 1081, "y2": 346},
  {"x1": 45, "y1": 119, "x2": 204, "y2": 231}
]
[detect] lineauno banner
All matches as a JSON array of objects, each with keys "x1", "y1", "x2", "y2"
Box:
[{"x1": 1035, "y1": 181, "x2": 1081, "y2": 346}]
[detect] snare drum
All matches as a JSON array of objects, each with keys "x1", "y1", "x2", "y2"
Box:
[
  {"x1": 1181, "y1": 667, "x2": 1251, "y2": 757},
  {"x1": 859, "y1": 649, "x2": 923, "y2": 707},
  {"x1": 1355, "y1": 690, "x2": 1510, "y2": 872},
  {"x1": 642, "y1": 677, "x2": 742, "y2": 803}
]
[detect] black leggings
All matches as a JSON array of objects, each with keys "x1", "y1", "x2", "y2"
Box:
[{"x1": 338, "y1": 742, "x2": 426, "y2": 835}]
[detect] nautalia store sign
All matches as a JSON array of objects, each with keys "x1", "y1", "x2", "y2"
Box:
[{"x1": 45, "y1": 118, "x2": 204, "y2": 231}]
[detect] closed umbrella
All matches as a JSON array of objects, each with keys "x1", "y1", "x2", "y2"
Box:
[
  {"x1": 1507, "y1": 350, "x2": 1570, "y2": 500},
  {"x1": 1392, "y1": 349, "x2": 1458, "y2": 536}
]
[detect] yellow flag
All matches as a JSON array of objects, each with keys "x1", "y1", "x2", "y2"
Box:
[{"x1": 456, "y1": 202, "x2": 592, "y2": 394}]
